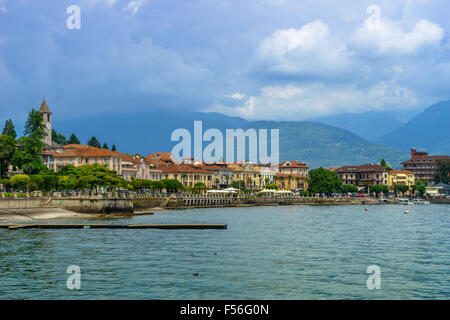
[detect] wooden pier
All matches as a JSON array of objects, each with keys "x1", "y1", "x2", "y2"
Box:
[{"x1": 0, "y1": 223, "x2": 227, "y2": 230}]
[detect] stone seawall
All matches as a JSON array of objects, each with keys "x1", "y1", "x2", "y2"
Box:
[
  {"x1": 0, "y1": 197, "x2": 134, "y2": 213},
  {"x1": 133, "y1": 195, "x2": 380, "y2": 209}
]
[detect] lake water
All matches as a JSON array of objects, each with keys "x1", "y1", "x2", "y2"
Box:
[{"x1": 0, "y1": 204, "x2": 449, "y2": 299}]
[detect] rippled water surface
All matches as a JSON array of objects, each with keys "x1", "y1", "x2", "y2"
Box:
[{"x1": 0, "y1": 204, "x2": 449, "y2": 299}]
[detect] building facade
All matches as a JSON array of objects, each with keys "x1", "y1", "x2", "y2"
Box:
[
  {"x1": 388, "y1": 170, "x2": 415, "y2": 194},
  {"x1": 335, "y1": 164, "x2": 388, "y2": 192},
  {"x1": 402, "y1": 148, "x2": 450, "y2": 182}
]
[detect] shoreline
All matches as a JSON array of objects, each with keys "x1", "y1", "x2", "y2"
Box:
[{"x1": 1, "y1": 199, "x2": 447, "y2": 224}]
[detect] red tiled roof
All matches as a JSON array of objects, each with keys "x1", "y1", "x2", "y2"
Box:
[
  {"x1": 54, "y1": 148, "x2": 122, "y2": 158},
  {"x1": 146, "y1": 152, "x2": 173, "y2": 162},
  {"x1": 159, "y1": 163, "x2": 210, "y2": 174},
  {"x1": 200, "y1": 164, "x2": 232, "y2": 171},
  {"x1": 62, "y1": 144, "x2": 97, "y2": 149},
  {"x1": 279, "y1": 160, "x2": 309, "y2": 169},
  {"x1": 389, "y1": 170, "x2": 414, "y2": 174},
  {"x1": 335, "y1": 164, "x2": 387, "y2": 173}
]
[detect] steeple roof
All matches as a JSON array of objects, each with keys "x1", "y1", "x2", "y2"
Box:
[{"x1": 38, "y1": 98, "x2": 52, "y2": 114}]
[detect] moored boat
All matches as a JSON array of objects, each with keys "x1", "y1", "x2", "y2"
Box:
[
  {"x1": 397, "y1": 198, "x2": 412, "y2": 205},
  {"x1": 412, "y1": 199, "x2": 430, "y2": 205}
]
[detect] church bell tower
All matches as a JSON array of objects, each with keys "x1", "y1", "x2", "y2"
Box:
[{"x1": 38, "y1": 98, "x2": 52, "y2": 146}]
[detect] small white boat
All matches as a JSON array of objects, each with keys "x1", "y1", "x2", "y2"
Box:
[
  {"x1": 397, "y1": 198, "x2": 412, "y2": 205},
  {"x1": 378, "y1": 199, "x2": 388, "y2": 204},
  {"x1": 412, "y1": 199, "x2": 430, "y2": 205}
]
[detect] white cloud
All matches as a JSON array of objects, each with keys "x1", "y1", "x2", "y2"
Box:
[
  {"x1": 226, "y1": 92, "x2": 246, "y2": 100},
  {"x1": 221, "y1": 4, "x2": 449, "y2": 120},
  {"x1": 124, "y1": 0, "x2": 147, "y2": 16},
  {"x1": 88, "y1": 0, "x2": 117, "y2": 7},
  {"x1": 250, "y1": 20, "x2": 354, "y2": 78},
  {"x1": 351, "y1": 5, "x2": 444, "y2": 56},
  {"x1": 207, "y1": 81, "x2": 421, "y2": 121}
]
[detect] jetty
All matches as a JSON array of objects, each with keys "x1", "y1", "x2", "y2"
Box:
[{"x1": 0, "y1": 223, "x2": 228, "y2": 230}]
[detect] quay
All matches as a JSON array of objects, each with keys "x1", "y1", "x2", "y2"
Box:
[{"x1": 0, "y1": 223, "x2": 228, "y2": 230}]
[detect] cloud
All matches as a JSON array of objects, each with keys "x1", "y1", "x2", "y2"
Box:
[
  {"x1": 124, "y1": 0, "x2": 147, "y2": 16},
  {"x1": 249, "y1": 20, "x2": 354, "y2": 80},
  {"x1": 88, "y1": 0, "x2": 117, "y2": 7},
  {"x1": 206, "y1": 81, "x2": 421, "y2": 121},
  {"x1": 0, "y1": 0, "x2": 214, "y2": 120},
  {"x1": 225, "y1": 92, "x2": 246, "y2": 100},
  {"x1": 209, "y1": 3, "x2": 450, "y2": 120},
  {"x1": 351, "y1": 5, "x2": 444, "y2": 56}
]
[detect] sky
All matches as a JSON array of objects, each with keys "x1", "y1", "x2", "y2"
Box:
[{"x1": 1, "y1": 0, "x2": 450, "y2": 123}]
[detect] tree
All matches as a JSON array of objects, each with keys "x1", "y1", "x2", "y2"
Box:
[
  {"x1": 24, "y1": 109, "x2": 46, "y2": 140},
  {"x1": 150, "y1": 180, "x2": 166, "y2": 191},
  {"x1": 342, "y1": 184, "x2": 358, "y2": 193},
  {"x1": 131, "y1": 179, "x2": 152, "y2": 190},
  {"x1": 102, "y1": 143, "x2": 109, "y2": 150},
  {"x1": 266, "y1": 183, "x2": 278, "y2": 190},
  {"x1": 68, "y1": 133, "x2": 80, "y2": 145},
  {"x1": 0, "y1": 134, "x2": 17, "y2": 178},
  {"x1": 369, "y1": 185, "x2": 389, "y2": 197},
  {"x1": 2, "y1": 119, "x2": 17, "y2": 139},
  {"x1": 161, "y1": 179, "x2": 183, "y2": 192},
  {"x1": 393, "y1": 184, "x2": 410, "y2": 196},
  {"x1": 10, "y1": 174, "x2": 30, "y2": 190},
  {"x1": 380, "y1": 158, "x2": 392, "y2": 171},
  {"x1": 19, "y1": 109, "x2": 46, "y2": 174},
  {"x1": 307, "y1": 167, "x2": 342, "y2": 194},
  {"x1": 232, "y1": 180, "x2": 246, "y2": 190},
  {"x1": 30, "y1": 175, "x2": 45, "y2": 190},
  {"x1": 58, "y1": 176, "x2": 77, "y2": 191},
  {"x1": 52, "y1": 129, "x2": 67, "y2": 145},
  {"x1": 434, "y1": 159, "x2": 450, "y2": 184},
  {"x1": 111, "y1": 144, "x2": 117, "y2": 151},
  {"x1": 194, "y1": 182, "x2": 207, "y2": 190},
  {"x1": 416, "y1": 178, "x2": 428, "y2": 186},
  {"x1": 87, "y1": 136, "x2": 101, "y2": 148},
  {"x1": 416, "y1": 185, "x2": 426, "y2": 197}
]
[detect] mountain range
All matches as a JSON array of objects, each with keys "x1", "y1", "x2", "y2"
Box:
[
  {"x1": 51, "y1": 110, "x2": 408, "y2": 169},
  {"x1": 10, "y1": 100, "x2": 447, "y2": 169},
  {"x1": 376, "y1": 100, "x2": 450, "y2": 155}
]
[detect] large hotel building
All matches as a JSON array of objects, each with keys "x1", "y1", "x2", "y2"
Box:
[{"x1": 402, "y1": 148, "x2": 450, "y2": 182}]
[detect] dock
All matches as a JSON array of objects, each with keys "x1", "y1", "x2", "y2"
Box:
[{"x1": 0, "y1": 223, "x2": 228, "y2": 230}]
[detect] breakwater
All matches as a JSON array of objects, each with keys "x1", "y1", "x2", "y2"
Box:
[
  {"x1": 132, "y1": 193, "x2": 380, "y2": 209},
  {"x1": 0, "y1": 192, "x2": 133, "y2": 214}
]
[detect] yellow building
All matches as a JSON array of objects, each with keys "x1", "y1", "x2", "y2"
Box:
[
  {"x1": 159, "y1": 163, "x2": 213, "y2": 188},
  {"x1": 388, "y1": 170, "x2": 415, "y2": 194},
  {"x1": 228, "y1": 163, "x2": 255, "y2": 189},
  {"x1": 275, "y1": 160, "x2": 309, "y2": 191},
  {"x1": 274, "y1": 173, "x2": 307, "y2": 191}
]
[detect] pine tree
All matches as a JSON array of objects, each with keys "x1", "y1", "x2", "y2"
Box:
[
  {"x1": 111, "y1": 144, "x2": 117, "y2": 151},
  {"x1": 102, "y1": 143, "x2": 109, "y2": 150},
  {"x1": 87, "y1": 136, "x2": 101, "y2": 148},
  {"x1": 68, "y1": 133, "x2": 80, "y2": 145},
  {"x1": 24, "y1": 109, "x2": 45, "y2": 140},
  {"x1": 2, "y1": 119, "x2": 17, "y2": 139},
  {"x1": 52, "y1": 129, "x2": 67, "y2": 145},
  {"x1": 19, "y1": 109, "x2": 46, "y2": 174}
]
